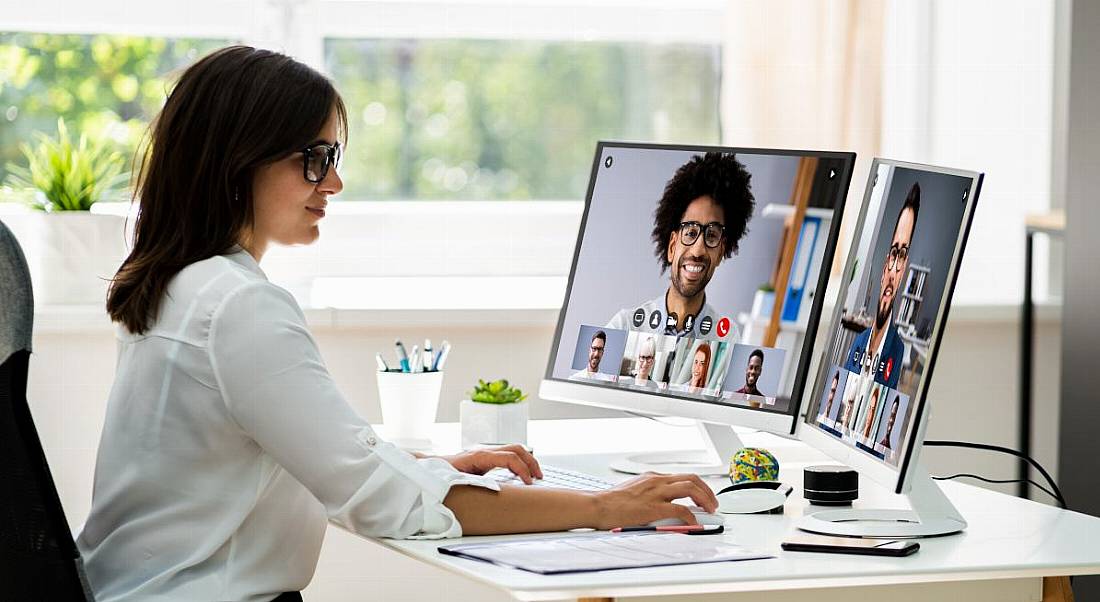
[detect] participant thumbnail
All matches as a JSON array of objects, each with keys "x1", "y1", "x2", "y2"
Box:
[
  {"x1": 816, "y1": 365, "x2": 850, "y2": 429},
  {"x1": 667, "y1": 338, "x2": 731, "y2": 397},
  {"x1": 836, "y1": 370, "x2": 863, "y2": 433},
  {"x1": 721, "y1": 344, "x2": 787, "y2": 407},
  {"x1": 618, "y1": 332, "x2": 676, "y2": 390},
  {"x1": 873, "y1": 390, "x2": 910, "y2": 463},
  {"x1": 569, "y1": 325, "x2": 627, "y2": 382},
  {"x1": 854, "y1": 381, "x2": 889, "y2": 445}
]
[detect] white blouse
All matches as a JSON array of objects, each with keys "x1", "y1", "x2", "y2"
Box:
[{"x1": 76, "y1": 248, "x2": 499, "y2": 602}]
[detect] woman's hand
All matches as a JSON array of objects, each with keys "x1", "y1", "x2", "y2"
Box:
[
  {"x1": 439, "y1": 444, "x2": 544, "y2": 484},
  {"x1": 592, "y1": 472, "x2": 719, "y2": 529}
]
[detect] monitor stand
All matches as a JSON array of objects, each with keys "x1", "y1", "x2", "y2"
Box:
[
  {"x1": 796, "y1": 461, "x2": 967, "y2": 538},
  {"x1": 609, "y1": 421, "x2": 745, "y2": 476}
]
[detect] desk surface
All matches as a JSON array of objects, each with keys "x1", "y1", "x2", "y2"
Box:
[{"x1": 373, "y1": 418, "x2": 1100, "y2": 601}]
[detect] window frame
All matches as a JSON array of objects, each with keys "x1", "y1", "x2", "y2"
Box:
[{"x1": 4, "y1": 0, "x2": 727, "y2": 284}]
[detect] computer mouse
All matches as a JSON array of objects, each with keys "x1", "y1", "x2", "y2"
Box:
[
  {"x1": 648, "y1": 506, "x2": 726, "y2": 527},
  {"x1": 715, "y1": 481, "x2": 793, "y2": 515}
]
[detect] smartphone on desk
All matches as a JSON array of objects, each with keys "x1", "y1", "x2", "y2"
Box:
[{"x1": 781, "y1": 535, "x2": 919, "y2": 557}]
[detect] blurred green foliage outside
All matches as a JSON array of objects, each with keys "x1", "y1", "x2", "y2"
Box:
[
  {"x1": 0, "y1": 33, "x2": 227, "y2": 199},
  {"x1": 1, "y1": 34, "x2": 720, "y2": 201},
  {"x1": 327, "y1": 39, "x2": 721, "y2": 200}
]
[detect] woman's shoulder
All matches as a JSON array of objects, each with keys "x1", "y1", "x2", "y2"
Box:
[
  {"x1": 170, "y1": 252, "x2": 266, "y2": 300},
  {"x1": 151, "y1": 251, "x2": 300, "y2": 341}
]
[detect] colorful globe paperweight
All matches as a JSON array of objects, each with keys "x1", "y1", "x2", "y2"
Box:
[{"x1": 729, "y1": 447, "x2": 780, "y2": 484}]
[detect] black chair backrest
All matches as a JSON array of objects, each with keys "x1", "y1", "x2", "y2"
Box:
[{"x1": 0, "y1": 218, "x2": 93, "y2": 600}]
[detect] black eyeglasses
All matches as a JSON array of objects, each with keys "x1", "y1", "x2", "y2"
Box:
[
  {"x1": 886, "y1": 243, "x2": 910, "y2": 272},
  {"x1": 678, "y1": 221, "x2": 725, "y2": 249},
  {"x1": 301, "y1": 142, "x2": 342, "y2": 184}
]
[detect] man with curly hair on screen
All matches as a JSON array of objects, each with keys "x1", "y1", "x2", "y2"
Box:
[{"x1": 606, "y1": 152, "x2": 755, "y2": 337}]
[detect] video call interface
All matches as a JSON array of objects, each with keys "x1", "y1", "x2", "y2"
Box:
[
  {"x1": 549, "y1": 145, "x2": 852, "y2": 415},
  {"x1": 805, "y1": 163, "x2": 976, "y2": 467}
]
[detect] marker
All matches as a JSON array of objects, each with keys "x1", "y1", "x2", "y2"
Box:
[
  {"x1": 395, "y1": 340, "x2": 410, "y2": 372},
  {"x1": 409, "y1": 344, "x2": 421, "y2": 373},
  {"x1": 375, "y1": 352, "x2": 390, "y2": 372},
  {"x1": 433, "y1": 341, "x2": 452, "y2": 371},
  {"x1": 610, "y1": 525, "x2": 706, "y2": 533},
  {"x1": 423, "y1": 339, "x2": 434, "y2": 371}
]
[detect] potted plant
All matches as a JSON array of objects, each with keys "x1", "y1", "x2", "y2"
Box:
[
  {"x1": 460, "y1": 379, "x2": 529, "y2": 449},
  {"x1": 751, "y1": 282, "x2": 776, "y2": 318},
  {"x1": 4, "y1": 118, "x2": 129, "y2": 304}
]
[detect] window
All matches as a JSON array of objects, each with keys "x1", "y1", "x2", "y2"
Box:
[
  {"x1": 881, "y1": 1, "x2": 1055, "y2": 304},
  {"x1": 0, "y1": 33, "x2": 228, "y2": 186},
  {"x1": 325, "y1": 39, "x2": 721, "y2": 200}
]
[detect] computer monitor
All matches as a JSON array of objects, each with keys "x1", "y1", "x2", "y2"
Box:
[
  {"x1": 540, "y1": 142, "x2": 855, "y2": 474},
  {"x1": 798, "y1": 158, "x2": 983, "y2": 538}
]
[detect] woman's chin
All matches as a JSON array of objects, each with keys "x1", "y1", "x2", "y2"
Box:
[{"x1": 291, "y1": 227, "x2": 321, "y2": 246}]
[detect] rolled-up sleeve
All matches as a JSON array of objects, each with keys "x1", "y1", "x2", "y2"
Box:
[{"x1": 208, "y1": 281, "x2": 498, "y2": 539}]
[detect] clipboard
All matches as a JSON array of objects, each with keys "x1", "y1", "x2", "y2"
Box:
[{"x1": 438, "y1": 531, "x2": 772, "y2": 574}]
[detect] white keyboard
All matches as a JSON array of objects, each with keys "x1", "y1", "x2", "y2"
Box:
[{"x1": 484, "y1": 464, "x2": 614, "y2": 491}]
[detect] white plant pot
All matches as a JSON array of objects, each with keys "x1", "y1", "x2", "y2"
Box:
[
  {"x1": 751, "y1": 290, "x2": 775, "y2": 319},
  {"x1": 460, "y1": 399, "x2": 528, "y2": 450},
  {"x1": 30, "y1": 212, "x2": 127, "y2": 305}
]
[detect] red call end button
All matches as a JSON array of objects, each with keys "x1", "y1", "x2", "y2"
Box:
[{"x1": 716, "y1": 317, "x2": 731, "y2": 338}]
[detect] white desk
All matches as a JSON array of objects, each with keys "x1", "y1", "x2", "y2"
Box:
[{"x1": 324, "y1": 418, "x2": 1100, "y2": 601}]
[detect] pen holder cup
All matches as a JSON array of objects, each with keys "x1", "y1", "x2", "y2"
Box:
[{"x1": 377, "y1": 370, "x2": 444, "y2": 449}]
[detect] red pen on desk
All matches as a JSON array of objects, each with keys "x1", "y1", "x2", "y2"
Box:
[{"x1": 610, "y1": 525, "x2": 706, "y2": 533}]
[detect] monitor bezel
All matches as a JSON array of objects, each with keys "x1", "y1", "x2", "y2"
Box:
[
  {"x1": 541, "y1": 141, "x2": 856, "y2": 436},
  {"x1": 797, "y1": 158, "x2": 984, "y2": 494}
]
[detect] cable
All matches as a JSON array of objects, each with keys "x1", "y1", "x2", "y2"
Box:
[
  {"x1": 932, "y1": 473, "x2": 1061, "y2": 507},
  {"x1": 931, "y1": 446, "x2": 1076, "y2": 589},
  {"x1": 924, "y1": 440, "x2": 1067, "y2": 509}
]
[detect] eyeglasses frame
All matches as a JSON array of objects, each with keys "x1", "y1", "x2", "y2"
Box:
[
  {"x1": 301, "y1": 141, "x2": 342, "y2": 184},
  {"x1": 678, "y1": 220, "x2": 726, "y2": 249}
]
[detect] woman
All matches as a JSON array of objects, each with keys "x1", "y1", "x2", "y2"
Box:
[
  {"x1": 689, "y1": 342, "x2": 712, "y2": 391},
  {"x1": 76, "y1": 46, "x2": 716, "y2": 601},
  {"x1": 861, "y1": 386, "x2": 882, "y2": 439},
  {"x1": 624, "y1": 336, "x2": 659, "y2": 389},
  {"x1": 839, "y1": 389, "x2": 856, "y2": 431}
]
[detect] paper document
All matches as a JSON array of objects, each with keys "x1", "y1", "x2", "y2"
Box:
[{"x1": 438, "y1": 532, "x2": 772, "y2": 574}]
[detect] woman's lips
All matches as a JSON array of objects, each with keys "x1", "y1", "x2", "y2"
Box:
[{"x1": 306, "y1": 207, "x2": 325, "y2": 218}]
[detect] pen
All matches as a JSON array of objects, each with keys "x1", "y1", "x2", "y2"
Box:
[
  {"x1": 375, "y1": 352, "x2": 389, "y2": 372},
  {"x1": 395, "y1": 339, "x2": 410, "y2": 372},
  {"x1": 409, "y1": 345, "x2": 421, "y2": 373},
  {"x1": 423, "y1": 339, "x2": 433, "y2": 372},
  {"x1": 610, "y1": 525, "x2": 707, "y2": 533},
  {"x1": 434, "y1": 340, "x2": 451, "y2": 371}
]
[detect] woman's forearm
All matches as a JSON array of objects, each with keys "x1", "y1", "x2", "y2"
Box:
[{"x1": 443, "y1": 485, "x2": 603, "y2": 535}]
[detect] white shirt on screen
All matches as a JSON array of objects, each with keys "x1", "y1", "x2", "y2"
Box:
[
  {"x1": 620, "y1": 375, "x2": 661, "y2": 390},
  {"x1": 76, "y1": 248, "x2": 498, "y2": 602},
  {"x1": 606, "y1": 291, "x2": 723, "y2": 339},
  {"x1": 569, "y1": 368, "x2": 617, "y2": 382}
]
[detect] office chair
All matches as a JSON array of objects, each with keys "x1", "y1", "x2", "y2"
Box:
[{"x1": 0, "y1": 219, "x2": 94, "y2": 600}]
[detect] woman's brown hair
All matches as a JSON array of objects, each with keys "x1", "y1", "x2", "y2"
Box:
[{"x1": 108, "y1": 46, "x2": 347, "y2": 334}]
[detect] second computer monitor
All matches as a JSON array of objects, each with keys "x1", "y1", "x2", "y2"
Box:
[
  {"x1": 540, "y1": 142, "x2": 855, "y2": 436},
  {"x1": 801, "y1": 158, "x2": 983, "y2": 494}
]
